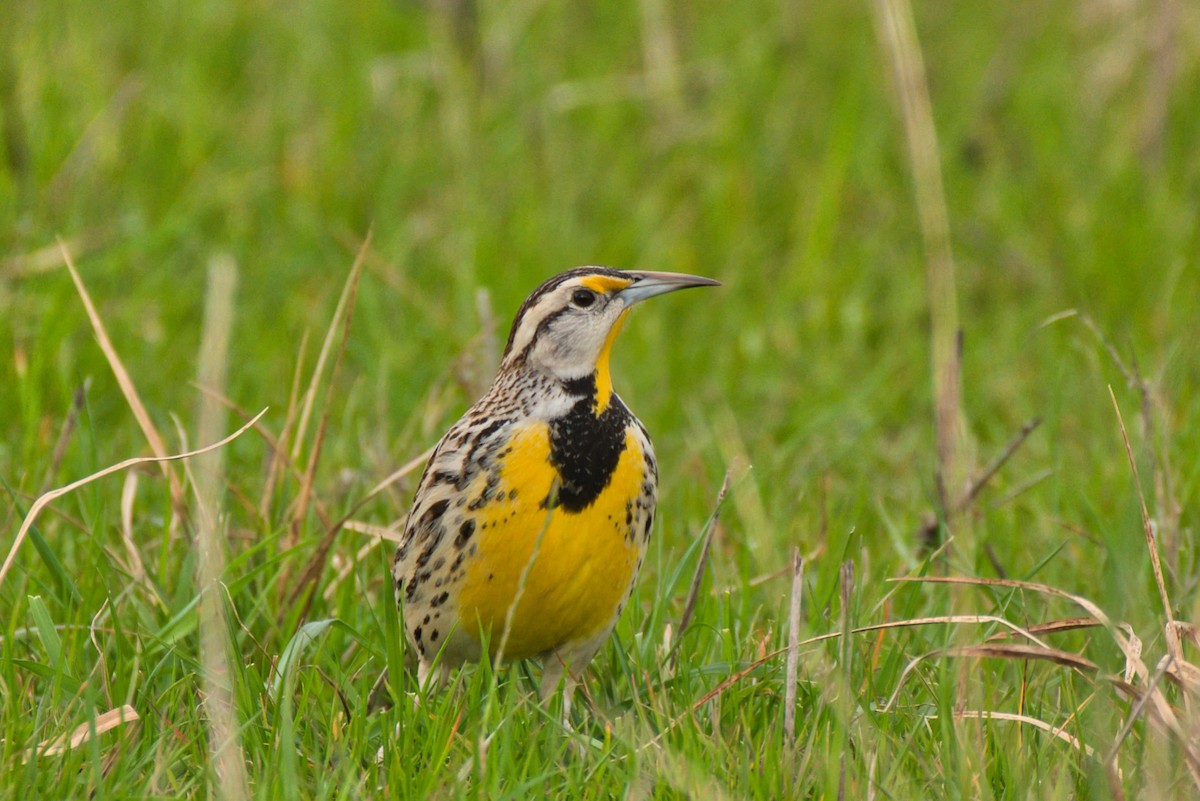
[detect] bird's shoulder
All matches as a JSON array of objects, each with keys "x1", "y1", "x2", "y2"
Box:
[{"x1": 398, "y1": 375, "x2": 571, "y2": 542}]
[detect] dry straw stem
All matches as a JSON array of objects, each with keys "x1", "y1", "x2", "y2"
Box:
[
  {"x1": 286, "y1": 231, "x2": 370, "y2": 555},
  {"x1": 1105, "y1": 653, "x2": 1176, "y2": 769},
  {"x1": 1108, "y1": 385, "x2": 1173, "y2": 624},
  {"x1": 1044, "y1": 309, "x2": 1181, "y2": 553},
  {"x1": 343, "y1": 519, "x2": 404, "y2": 542},
  {"x1": 880, "y1": 643, "x2": 1099, "y2": 713},
  {"x1": 21, "y1": 705, "x2": 140, "y2": 760},
  {"x1": 191, "y1": 254, "x2": 249, "y2": 801},
  {"x1": 119, "y1": 471, "x2": 165, "y2": 610},
  {"x1": 872, "y1": 0, "x2": 970, "y2": 519},
  {"x1": 927, "y1": 710, "x2": 1101, "y2": 763},
  {"x1": 0, "y1": 412, "x2": 265, "y2": 589},
  {"x1": 262, "y1": 331, "x2": 309, "y2": 521},
  {"x1": 796, "y1": 614, "x2": 1053, "y2": 652},
  {"x1": 1165, "y1": 621, "x2": 1200, "y2": 692},
  {"x1": 285, "y1": 235, "x2": 369, "y2": 604},
  {"x1": 837, "y1": 561, "x2": 854, "y2": 801},
  {"x1": 888, "y1": 575, "x2": 1137, "y2": 661},
  {"x1": 59, "y1": 239, "x2": 187, "y2": 520},
  {"x1": 891, "y1": 575, "x2": 1200, "y2": 789},
  {"x1": 647, "y1": 610, "x2": 1060, "y2": 749},
  {"x1": 288, "y1": 230, "x2": 371, "y2": 465},
  {"x1": 783, "y1": 548, "x2": 803, "y2": 747},
  {"x1": 985, "y1": 616, "x2": 1102, "y2": 641}
]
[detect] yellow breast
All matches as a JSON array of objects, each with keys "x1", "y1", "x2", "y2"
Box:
[{"x1": 456, "y1": 422, "x2": 648, "y2": 659}]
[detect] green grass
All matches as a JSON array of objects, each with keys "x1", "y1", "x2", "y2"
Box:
[{"x1": 3, "y1": 1, "x2": 1200, "y2": 798}]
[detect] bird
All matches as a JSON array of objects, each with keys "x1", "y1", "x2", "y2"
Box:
[{"x1": 392, "y1": 266, "x2": 719, "y2": 715}]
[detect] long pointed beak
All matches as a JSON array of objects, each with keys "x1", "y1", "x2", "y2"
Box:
[{"x1": 617, "y1": 271, "x2": 721, "y2": 306}]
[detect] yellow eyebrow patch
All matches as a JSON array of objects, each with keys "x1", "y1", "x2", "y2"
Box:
[{"x1": 579, "y1": 275, "x2": 633, "y2": 294}]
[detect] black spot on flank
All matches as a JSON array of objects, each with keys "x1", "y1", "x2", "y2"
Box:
[
  {"x1": 423, "y1": 615, "x2": 431, "y2": 624},
  {"x1": 430, "y1": 630, "x2": 439, "y2": 643},
  {"x1": 414, "y1": 625, "x2": 424, "y2": 644},
  {"x1": 420, "y1": 499, "x2": 450, "y2": 530},
  {"x1": 431, "y1": 470, "x2": 460, "y2": 488},
  {"x1": 472, "y1": 419, "x2": 508, "y2": 449},
  {"x1": 431, "y1": 591, "x2": 450, "y2": 608},
  {"x1": 414, "y1": 545, "x2": 434, "y2": 570},
  {"x1": 468, "y1": 474, "x2": 501, "y2": 511},
  {"x1": 456, "y1": 520, "x2": 476, "y2": 548}
]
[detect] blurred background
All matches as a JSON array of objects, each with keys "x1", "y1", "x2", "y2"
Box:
[
  {"x1": 3, "y1": 0, "x2": 1200, "y2": 794},
  {"x1": 3, "y1": 0, "x2": 1199, "y2": 609}
]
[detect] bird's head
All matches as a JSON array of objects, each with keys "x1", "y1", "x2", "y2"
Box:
[{"x1": 500, "y1": 267, "x2": 720, "y2": 402}]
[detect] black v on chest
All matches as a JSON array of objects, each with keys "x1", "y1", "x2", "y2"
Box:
[{"x1": 547, "y1": 376, "x2": 633, "y2": 513}]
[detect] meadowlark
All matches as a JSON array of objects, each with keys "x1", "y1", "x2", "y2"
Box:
[{"x1": 392, "y1": 266, "x2": 718, "y2": 711}]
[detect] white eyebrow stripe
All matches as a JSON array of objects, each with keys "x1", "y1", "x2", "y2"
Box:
[{"x1": 506, "y1": 284, "x2": 569, "y2": 361}]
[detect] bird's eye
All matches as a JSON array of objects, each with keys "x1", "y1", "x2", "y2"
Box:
[{"x1": 571, "y1": 289, "x2": 597, "y2": 308}]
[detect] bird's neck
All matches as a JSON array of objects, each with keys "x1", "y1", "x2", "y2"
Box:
[{"x1": 496, "y1": 310, "x2": 630, "y2": 418}]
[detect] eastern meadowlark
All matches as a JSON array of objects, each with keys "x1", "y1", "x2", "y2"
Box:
[{"x1": 392, "y1": 267, "x2": 718, "y2": 711}]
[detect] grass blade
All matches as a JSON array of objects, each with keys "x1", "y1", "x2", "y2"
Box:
[{"x1": 26, "y1": 595, "x2": 62, "y2": 667}]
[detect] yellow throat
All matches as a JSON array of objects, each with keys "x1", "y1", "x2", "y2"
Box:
[{"x1": 593, "y1": 309, "x2": 630, "y2": 414}]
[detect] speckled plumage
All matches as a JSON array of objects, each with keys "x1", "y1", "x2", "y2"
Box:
[{"x1": 391, "y1": 267, "x2": 717, "y2": 709}]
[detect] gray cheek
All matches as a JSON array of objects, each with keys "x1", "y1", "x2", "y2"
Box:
[
  {"x1": 548, "y1": 336, "x2": 572, "y2": 360},
  {"x1": 549, "y1": 318, "x2": 587, "y2": 357}
]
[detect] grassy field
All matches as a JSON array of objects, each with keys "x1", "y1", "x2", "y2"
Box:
[{"x1": 3, "y1": 0, "x2": 1199, "y2": 797}]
